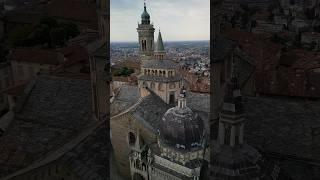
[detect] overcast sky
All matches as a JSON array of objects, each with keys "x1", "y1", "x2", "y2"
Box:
[{"x1": 110, "y1": 0, "x2": 210, "y2": 42}]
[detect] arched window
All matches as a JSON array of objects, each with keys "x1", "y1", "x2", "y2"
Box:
[
  {"x1": 151, "y1": 82, "x2": 155, "y2": 89},
  {"x1": 129, "y1": 132, "x2": 136, "y2": 145}
]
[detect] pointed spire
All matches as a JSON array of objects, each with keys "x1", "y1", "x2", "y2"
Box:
[{"x1": 155, "y1": 30, "x2": 165, "y2": 52}]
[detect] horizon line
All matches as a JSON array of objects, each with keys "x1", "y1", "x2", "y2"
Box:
[{"x1": 111, "y1": 40, "x2": 210, "y2": 43}]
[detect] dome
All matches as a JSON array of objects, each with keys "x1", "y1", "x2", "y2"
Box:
[
  {"x1": 141, "y1": 10, "x2": 150, "y2": 19},
  {"x1": 141, "y1": 3, "x2": 150, "y2": 24},
  {"x1": 159, "y1": 103, "x2": 204, "y2": 150}
]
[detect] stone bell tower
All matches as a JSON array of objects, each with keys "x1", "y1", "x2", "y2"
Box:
[
  {"x1": 218, "y1": 64, "x2": 245, "y2": 147},
  {"x1": 137, "y1": 1, "x2": 155, "y2": 61}
]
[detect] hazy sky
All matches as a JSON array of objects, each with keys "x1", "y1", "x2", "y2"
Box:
[{"x1": 110, "y1": 0, "x2": 210, "y2": 42}]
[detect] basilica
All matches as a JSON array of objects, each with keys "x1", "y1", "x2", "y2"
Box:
[{"x1": 110, "y1": 2, "x2": 210, "y2": 180}]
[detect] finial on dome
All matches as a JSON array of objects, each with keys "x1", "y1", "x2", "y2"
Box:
[{"x1": 178, "y1": 86, "x2": 187, "y2": 108}]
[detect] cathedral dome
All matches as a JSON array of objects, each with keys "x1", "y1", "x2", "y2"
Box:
[{"x1": 159, "y1": 90, "x2": 204, "y2": 150}]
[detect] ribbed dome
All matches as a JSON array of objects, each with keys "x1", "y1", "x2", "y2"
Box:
[{"x1": 160, "y1": 104, "x2": 204, "y2": 150}]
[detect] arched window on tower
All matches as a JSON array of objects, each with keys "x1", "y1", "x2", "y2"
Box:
[{"x1": 128, "y1": 132, "x2": 136, "y2": 146}]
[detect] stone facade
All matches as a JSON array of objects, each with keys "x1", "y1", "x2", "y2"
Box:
[
  {"x1": 139, "y1": 66, "x2": 181, "y2": 104},
  {"x1": 110, "y1": 2, "x2": 209, "y2": 180},
  {"x1": 137, "y1": 3, "x2": 155, "y2": 61}
]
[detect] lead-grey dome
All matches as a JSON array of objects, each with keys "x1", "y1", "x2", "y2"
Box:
[
  {"x1": 160, "y1": 105, "x2": 204, "y2": 150},
  {"x1": 141, "y1": 3, "x2": 150, "y2": 24}
]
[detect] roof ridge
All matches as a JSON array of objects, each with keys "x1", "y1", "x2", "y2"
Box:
[{"x1": 1, "y1": 119, "x2": 106, "y2": 180}]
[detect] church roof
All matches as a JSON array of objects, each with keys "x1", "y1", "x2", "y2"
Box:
[
  {"x1": 155, "y1": 31, "x2": 165, "y2": 52},
  {"x1": 0, "y1": 75, "x2": 94, "y2": 178},
  {"x1": 244, "y1": 96, "x2": 320, "y2": 161},
  {"x1": 111, "y1": 85, "x2": 210, "y2": 133},
  {"x1": 59, "y1": 121, "x2": 109, "y2": 180},
  {"x1": 131, "y1": 91, "x2": 172, "y2": 132},
  {"x1": 142, "y1": 59, "x2": 177, "y2": 69},
  {"x1": 138, "y1": 74, "x2": 182, "y2": 83},
  {"x1": 211, "y1": 143, "x2": 282, "y2": 179}
]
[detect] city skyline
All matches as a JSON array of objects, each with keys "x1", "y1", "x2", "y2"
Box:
[{"x1": 110, "y1": 0, "x2": 210, "y2": 42}]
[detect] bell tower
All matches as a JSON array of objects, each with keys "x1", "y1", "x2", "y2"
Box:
[
  {"x1": 137, "y1": 1, "x2": 155, "y2": 61},
  {"x1": 218, "y1": 64, "x2": 245, "y2": 147}
]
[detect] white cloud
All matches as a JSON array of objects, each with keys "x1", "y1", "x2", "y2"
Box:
[{"x1": 111, "y1": 0, "x2": 210, "y2": 42}]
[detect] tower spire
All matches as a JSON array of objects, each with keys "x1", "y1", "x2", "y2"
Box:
[{"x1": 154, "y1": 29, "x2": 166, "y2": 60}]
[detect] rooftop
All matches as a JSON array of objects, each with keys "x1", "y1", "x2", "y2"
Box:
[
  {"x1": 0, "y1": 75, "x2": 93, "y2": 178},
  {"x1": 142, "y1": 59, "x2": 177, "y2": 69},
  {"x1": 8, "y1": 48, "x2": 64, "y2": 65}
]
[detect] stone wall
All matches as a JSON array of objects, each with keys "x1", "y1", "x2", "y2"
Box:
[{"x1": 111, "y1": 112, "x2": 157, "y2": 179}]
